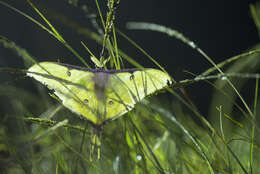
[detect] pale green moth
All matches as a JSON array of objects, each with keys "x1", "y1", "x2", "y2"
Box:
[{"x1": 27, "y1": 62, "x2": 172, "y2": 126}]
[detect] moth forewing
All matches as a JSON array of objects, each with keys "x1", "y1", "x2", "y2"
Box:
[{"x1": 27, "y1": 62, "x2": 99, "y2": 124}]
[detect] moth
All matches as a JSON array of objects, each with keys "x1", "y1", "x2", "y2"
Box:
[{"x1": 27, "y1": 62, "x2": 172, "y2": 127}]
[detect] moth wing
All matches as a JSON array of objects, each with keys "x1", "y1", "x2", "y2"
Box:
[
  {"x1": 121, "y1": 69, "x2": 171, "y2": 102},
  {"x1": 104, "y1": 72, "x2": 137, "y2": 121},
  {"x1": 27, "y1": 62, "x2": 99, "y2": 124},
  {"x1": 104, "y1": 69, "x2": 172, "y2": 121}
]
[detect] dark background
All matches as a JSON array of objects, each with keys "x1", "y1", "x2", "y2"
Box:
[{"x1": 0, "y1": 0, "x2": 258, "y2": 112}]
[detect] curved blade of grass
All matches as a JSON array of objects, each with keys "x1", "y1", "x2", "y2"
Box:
[
  {"x1": 127, "y1": 22, "x2": 197, "y2": 50},
  {"x1": 26, "y1": 0, "x2": 89, "y2": 67},
  {"x1": 95, "y1": 0, "x2": 105, "y2": 31},
  {"x1": 196, "y1": 72, "x2": 260, "y2": 80},
  {"x1": 23, "y1": 117, "x2": 88, "y2": 133},
  {"x1": 250, "y1": 78, "x2": 258, "y2": 173},
  {"x1": 200, "y1": 49, "x2": 260, "y2": 76},
  {"x1": 112, "y1": 25, "x2": 120, "y2": 69},
  {"x1": 80, "y1": 41, "x2": 98, "y2": 60},
  {"x1": 26, "y1": 0, "x2": 64, "y2": 43}
]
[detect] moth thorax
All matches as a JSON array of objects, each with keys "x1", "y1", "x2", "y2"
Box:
[{"x1": 92, "y1": 72, "x2": 110, "y2": 100}]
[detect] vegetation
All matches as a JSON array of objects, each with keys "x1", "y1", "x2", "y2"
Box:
[{"x1": 0, "y1": 0, "x2": 260, "y2": 173}]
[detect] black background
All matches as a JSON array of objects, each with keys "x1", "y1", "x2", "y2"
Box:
[{"x1": 0, "y1": 0, "x2": 258, "y2": 112}]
